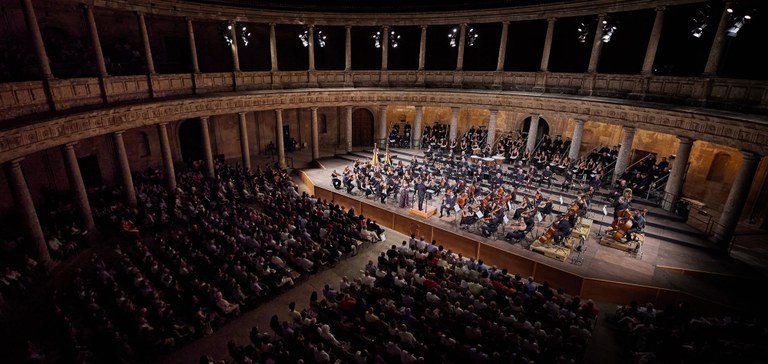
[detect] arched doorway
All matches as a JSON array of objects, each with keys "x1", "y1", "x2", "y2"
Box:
[
  {"x1": 352, "y1": 108, "x2": 374, "y2": 147},
  {"x1": 521, "y1": 116, "x2": 550, "y2": 145},
  {"x1": 178, "y1": 119, "x2": 205, "y2": 166}
]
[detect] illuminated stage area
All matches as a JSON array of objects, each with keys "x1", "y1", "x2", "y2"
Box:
[{"x1": 301, "y1": 148, "x2": 765, "y2": 314}]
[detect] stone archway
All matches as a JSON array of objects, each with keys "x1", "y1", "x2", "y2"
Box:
[
  {"x1": 521, "y1": 116, "x2": 550, "y2": 144},
  {"x1": 352, "y1": 108, "x2": 374, "y2": 147}
]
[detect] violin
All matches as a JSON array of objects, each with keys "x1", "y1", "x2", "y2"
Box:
[{"x1": 457, "y1": 192, "x2": 468, "y2": 208}]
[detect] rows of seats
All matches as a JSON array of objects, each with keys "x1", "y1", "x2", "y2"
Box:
[{"x1": 213, "y1": 237, "x2": 599, "y2": 363}]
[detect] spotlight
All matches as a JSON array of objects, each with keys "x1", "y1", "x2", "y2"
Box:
[
  {"x1": 316, "y1": 28, "x2": 327, "y2": 48},
  {"x1": 691, "y1": 6, "x2": 711, "y2": 38},
  {"x1": 577, "y1": 22, "x2": 589, "y2": 43},
  {"x1": 727, "y1": 15, "x2": 750, "y2": 37},
  {"x1": 373, "y1": 31, "x2": 381, "y2": 48},
  {"x1": 601, "y1": 17, "x2": 617, "y2": 43},
  {"x1": 390, "y1": 29, "x2": 401, "y2": 48},
  {"x1": 220, "y1": 23, "x2": 234, "y2": 46},
  {"x1": 448, "y1": 28, "x2": 458, "y2": 47},
  {"x1": 239, "y1": 25, "x2": 252, "y2": 47},
  {"x1": 299, "y1": 29, "x2": 309, "y2": 47},
  {"x1": 467, "y1": 27, "x2": 479, "y2": 46}
]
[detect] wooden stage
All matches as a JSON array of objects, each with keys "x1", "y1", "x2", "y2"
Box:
[{"x1": 298, "y1": 156, "x2": 765, "y2": 314}]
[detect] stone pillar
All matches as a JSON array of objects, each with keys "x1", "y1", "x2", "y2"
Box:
[
  {"x1": 379, "y1": 105, "x2": 389, "y2": 145},
  {"x1": 238, "y1": 112, "x2": 251, "y2": 170},
  {"x1": 713, "y1": 151, "x2": 761, "y2": 246},
  {"x1": 662, "y1": 137, "x2": 694, "y2": 211},
  {"x1": 456, "y1": 23, "x2": 467, "y2": 71},
  {"x1": 612, "y1": 126, "x2": 636, "y2": 184},
  {"x1": 61, "y1": 143, "x2": 95, "y2": 231},
  {"x1": 588, "y1": 14, "x2": 606, "y2": 73},
  {"x1": 449, "y1": 107, "x2": 459, "y2": 141},
  {"x1": 345, "y1": 25, "x2": 352, "y2": 71},
  {"x1": 381, "y1": 26, "x2": 389, "y2": 71},
  {"x1": 496, "y1": 21, "x2": 509, "y2": 72},
  {"x1": 275, "y1": 109, "x2": 286, "y2": 168},
  {"x1": 346, "y1": 106, "x2": 353, "y2": 152},
  {"x1": 311, "y1": 107, "x2": 320, "y2": 160},
  {"x1": 186, "y1": 18, "x2": 200, "y2": 73},
  {"x1": 569, "y1": 119, "x2": 585, "y2": 160},
  {"x1": 703, "y1": 1, "x2": 733, "y2": 76},
  {"x1": 307, "y1": 25, "x2": 316, "y2": 72},
  {"x1": 487, "y1": 110, "x2": 498, "y2": 147},
  {"x1": 229, "y1": 22, "x2": 240, "y2": 72},
  {"x1": 641, "y1": 7, "x2": 666, "y2": 75},
  {"x1": 157, "y1": 123, "x2": 176, "y2": 191},
  {"x1": 269, "y1": 23, "x2": 278, "y2": 71},
  {"x1": 136, "y1": 13, "x2": 156, "y2": 75},
  {"x1": 200, "y1": 116, "x2": 215, "y2": 178},
  {"x1": 20, "y1": 0, "x2": 52, "y2": 78},
  {"x1": 112, "y1": 131, "x2": 136, "y2": 207},
  {"x1": 418, "y1": 25, "x2": 427, "y2": 71},
  {"x1": 84, "y1": 5, "x2": 108, "y2": 78},
  {"x1": 526, "y1": 114, "x2": 540, "y2": 153},
  {"x1": 3, "y1": 159, "x2": 50, "y2": 267},
  {"x1": 540, "y1": 18, "x2": 556, "y2": 72},
  {"x1": 413, "y1": 106, "x2": 423, "y2": 148}
]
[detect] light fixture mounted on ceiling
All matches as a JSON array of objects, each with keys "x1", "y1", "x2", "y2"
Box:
[
  {"x1": 691, "y1": 5, "x2": 711, "y2": 38},
  {"x1": 601, "y1": 16, "x2": 618, "y2": 43},
  {"x1": 373, "y1": 27, "x2": 399, "y2": 49},
  {"x1": 577, "y1": 22, "x2": 589, "y2": 43},
  {"x1": 726, "y1": 6, "x2": 753, "y2": 37},
  {"x1": 448, "y1": 25, "x2": 479, "y2": 47},
  {"x1": 299, "y1": 27, "x2": 327, "y2": 48}
]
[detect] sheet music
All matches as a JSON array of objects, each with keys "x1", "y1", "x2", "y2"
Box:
[
  {"x1": 536, "y1": 211, "x2": 543, "y2": 222},
  {"x1": 507, "y1": 201, "x2": 513, "y2": 210},
  {"x1": 454, "y1": 205, "x2": 460, "y2": 212},
  {"x1": 602, "y1": 205, "x2": 608, "y2": 216},
  {"x1": 503, "y1": 216, "x2": 509, "y2": 224},
  {"x1": 559, "y1": 195, "x2": 564, "y2": 204},
  {"x1": 476, "y1": 211, "x2": 484, "y2": 218}
]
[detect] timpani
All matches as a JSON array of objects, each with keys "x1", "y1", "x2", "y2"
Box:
[
  {"x1": 471, "y1": 155, "x2": 481, "y2": 164},
  {"x1": 493, "y1": 155, "x2": 505, "y2": 165},
  {"x1": 482, "y1": 157, "x2": 494, "y2": 166}
]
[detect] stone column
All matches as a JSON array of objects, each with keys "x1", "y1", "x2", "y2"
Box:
[
  {"x1": 413, "y1": 106, "x2": 423, "y2": 148},
  {"x1": 662, "y1": 137, "x2": 694, "y2": 211},
  {"x1": 612, "y1": 126, "x2": 636, "y2": 184},
  {"x1": 200, "y1": 116, "x2": 215, "y2": 178},
  {"x1": 456, "y1": 24, "x2": 467, "y2": 71},
  {"x1": 381, "y1": 26, "x2": 389, "y2": 71},
  {"x1": 569, "y1": 119, "x2": 585, "y2": 160},
  {"x1": 487, "y1": 110, "x2": 498, "y2": 147},
  {"x1": 238, "y1": 112, "x2": 251, "y2": 170},
  {"x1": 449, "y1": 107, "x2": 459, "y2": 141},
  {"x1": 61, "y1": 143, "x2": 95, "y2": 231},
  {"x1": 496, "y1": 21, "x2": 509, "y2": 72},
  {"x1": 703, "y1": 1, "x2": 733, "y2": 76},
  {"x1": 307, "y1": 25, "x2": 316, "y2": 72},
  {"x1": 20, "y1": 0, "x2": 52, "y2": 78},
  {"x1": 275, "y1": 109, "x2": 286, "y2": 168},
  {"x1": 713, "y1": 151, "x2": 761, "y2": 246},
  {"x1": 588, "y1": 14, "x2": 606, "y2": 73},
  {"x1": 229, "y1": 22, "x2": 240, "y2": 72},
  {"x1": 346, "y1": 106, "x2": 353, "y2": 152},
  {"x1": 84, "y1": 5, "x2": 108, "y2": 78},
  {"x1": 157, "y1": 123, "x2": 176, "y2": 191},
  {"x1": 526, "y1": 114, "x2": 540, "y2": 153},
  {"x1": 186, "y1": 18, "x2": 200, "y2": 73},
  {"x1": 3, "y1": 159, "x2": 50, "y2": 267},
  {"x1": 112, "y1": 131, "x2": 137, "y2": 207},
  {"x1": 136, "y1": 13, "x2": 156, "y2": 75},
  {"x1": 379, "y1": 105, "x2": 389, "y2": 146},
  {"x1": 311, "y1": 107, "x2": 320, "y2": 160},
  {"x1": 418, "y1": 25, "x2": 427, "y2": 71},
  {"x1": 540, "y1": 18, "x2": 556, "y2": 72},
  {"x1": 641, "y1": 7, "x2": 666, "y2": 75},
  {"x1": 345, "y1": 25, "x2": 352, "y2": 71},
  {"x1": 269, "y1": 23, "x2": 278, "y2": 71}
]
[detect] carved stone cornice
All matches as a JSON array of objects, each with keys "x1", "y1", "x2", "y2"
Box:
[{"x1": 1, "y1": 88, "x2": 766, "y2": 163}]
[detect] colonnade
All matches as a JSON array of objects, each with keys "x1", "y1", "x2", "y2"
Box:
[{"x1": 17, "y1": 0, "x2": 736, "y2": 90}]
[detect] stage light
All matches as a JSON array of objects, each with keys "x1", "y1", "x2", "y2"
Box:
[
  {"x1": 577, "y1": 22, "x2": 589, "y2": 43},
  {"x1": 299, "y1": 29, "x2": 309, "y2": 47},
  {"x1": 601, "y1": 17, "x2": 618, "y2": 43},
  {"x1": 467, "y1": 27, "x2": 479, "y2": 46},
  {"x1": 316, "y1": 28, "x2": 327, "y2": 48},
  {"x1": 390, "y1": 29, "x2": 400, "y2": 48},
  {"x1": 691, "y1": 6, "x2": 711, "y2": 38},
  {"x1": 727, "y1": 15, "x2": 749, "y2": 37},
  {"x1": 448, "y1": 27, "x2": 458, "y2": 47},
  {"x1": 240, "y1": 25, "x2": 252, "y2": 47}
]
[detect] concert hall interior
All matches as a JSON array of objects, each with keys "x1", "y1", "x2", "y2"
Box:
[{"x1": 2, "y1": 0, "x2": 768, "y2": 363}]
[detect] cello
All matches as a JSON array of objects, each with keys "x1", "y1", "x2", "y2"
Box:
[{"x1": 612, "y1": 210, "x2": 634, "y2": 241}]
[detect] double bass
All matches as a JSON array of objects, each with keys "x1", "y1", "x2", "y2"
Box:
[{"x1": 611, "y1": 210, "x2": 634, "y2": 242}]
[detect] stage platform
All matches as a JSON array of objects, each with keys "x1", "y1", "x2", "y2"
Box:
[{"x1": 299, "y1": 152, "x2": 766, "y2": 314}]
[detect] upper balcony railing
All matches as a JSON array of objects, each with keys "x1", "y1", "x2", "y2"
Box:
[{"x1": 1, "y1": 70, "x2": 766, "y2": 123}]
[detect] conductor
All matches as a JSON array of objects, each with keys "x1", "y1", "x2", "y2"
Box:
[{"x1": 416, "y1": 178, "x2": 427, "y2": 211}]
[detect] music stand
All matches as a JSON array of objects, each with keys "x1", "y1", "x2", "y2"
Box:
[{"x1": 594, "y1": 204, "x2": 609, "y2": 238}]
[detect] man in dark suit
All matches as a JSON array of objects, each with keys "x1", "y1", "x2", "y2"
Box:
[
  {"x1": 553, "y1": 217, "x2": 573, "y2": 245},
  {"x1": 332, "y1": 170, "x2": 342, "y2": 190},
  {"x1": 416, "y1": 178, "x2": 427, "y2": 211},
  {"x1": 440, "y1": 189, "x2": 457, "y2": 218}
]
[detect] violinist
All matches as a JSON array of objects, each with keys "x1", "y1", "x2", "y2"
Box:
[
  {"x1": 331, "y1": 169, "x2": 342, "y2": 190},
  {"x1": 513, "y1": 196, "x2": 530, "y2": 220},
  {"x1": 459, "y1": 206, "x2": 479, "y2": 229},
  {"x1": 481, "y1": 205, "x2": 505, "y2": 238},
  {"x1": 504, "y1": 210, "x2": 534, "y2": 241}
]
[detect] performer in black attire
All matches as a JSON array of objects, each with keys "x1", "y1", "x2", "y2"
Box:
[{"x1": 416, "y1": 178, "x2": 427, "y2": 211}]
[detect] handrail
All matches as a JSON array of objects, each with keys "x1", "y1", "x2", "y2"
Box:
[
  {"x1": 646, "y1": 172, "x2": 670, "y2": 200},
  {"x1": 620, "y1": 153, "x2": 655, "y2": 178}
]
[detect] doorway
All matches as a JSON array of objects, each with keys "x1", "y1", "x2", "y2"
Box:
[
  {"x1": 178, "y1": 119, "x2": 204, "y2": 166},
  {"x1": 521, "y1": 116, "x2": 550, "y2": 145},
  {"x1": 352, "y1": 108, "x2": 374, "y2": 147},
  {"x1": 77, "y1": 155, "x2": 102, "y2": 189}
]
